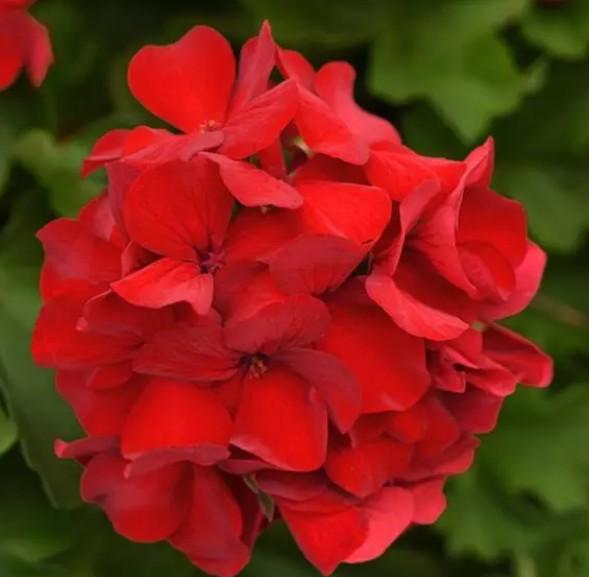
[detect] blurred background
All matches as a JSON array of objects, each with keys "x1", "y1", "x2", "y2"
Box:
[{"x1": 1, "y1": 0, "x2": 588, "y2": 576}]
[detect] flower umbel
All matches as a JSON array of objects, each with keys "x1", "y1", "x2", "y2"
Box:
[{"x1": 32, "y1": 20, "x2": 552, "y2": 577}]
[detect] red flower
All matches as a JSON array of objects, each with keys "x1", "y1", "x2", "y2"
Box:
[
  {"x1": 0, "y1": 0, "x2": 52, "y2": 90},
  {"x1": 32, "y1": 21, "x2": 553, "y2": 577}
]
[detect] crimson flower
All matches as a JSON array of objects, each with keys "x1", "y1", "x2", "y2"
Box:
[
  {"x1": 0, "y1": 0, "x2": 52, "y2": 90},
  {"x1": 32, "y1": 20, "x2": 553, "y2": 577}
]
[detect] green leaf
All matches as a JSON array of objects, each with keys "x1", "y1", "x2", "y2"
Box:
[
  {"x1": 13, "y1": 130, "x2": 102, "y2": 217},
  {"x1": 522, "y1": 2, "x2": 589, "y2": 61},
  {"x1": 368, "y1": 0, "x2": 541, "y2": 142},
  {"x1": 0, "y1": 452, "x2": 78, "y2": 564},
  {"x1": 0, "y1": 192, "x2": 82, "y2": 508},
  {"x1": 241, "y1": 0, "x2": 385, "y2": 50},
  {"x1": 480, "y1": 387, "x2": 589, "y2": 512},
  {"x1": 0, "y1": 405, "x2": 17, "y2": 456}
]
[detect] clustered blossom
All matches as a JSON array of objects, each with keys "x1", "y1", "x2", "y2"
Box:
[
  {"x1": 32, "y1": 22, "x2": 552, "y2": 577},
  {"x1": 0, "y1": 0, "x2": 52, "y2": 91}
]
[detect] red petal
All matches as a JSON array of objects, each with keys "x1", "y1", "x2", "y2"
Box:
[
  {"x1": 128, "y1": 26, "x2": 235, "y2": 132},
  {"x1": 277, "y1": 48, "x2": 315, "y2": 89},
  {"x1": 135, "y1": 320, "x2": 239, "y2": 382},
  {"x1": 318, "y1": 296, "x2": 429, "y2": 413},
  {"x1": 325, "y1": 437, "x2": 413, "y2": 498},
  {"x1": 410, "y1": 478, "x2": 447, "y2": 525},
  {"x1": 297, "y1": 180, "x2": 391, "y2": 246},
  {"x1": 481, "y1": 241, "x2": 546, "y2": 320},
  {"x1": 81, "y1": 452, "x2": 189, "y2": 542},
  {"x1": 82, "y1": 129, "x2": 130, "y2": 176},
  {"x1": 314, "y1": 62, "x2": 400, "y2": 147},
  {"x1": 32, "y1": 290, "x2": 138, "y2": 370},
  {"x1": 277, "y1": 497, "x2": 367, "y2": 575},
  {"x1": 122, "y1": 378, "x2": 231, "y2": 464},
  {"x1": 229, "y1": 21, "x2": 276, "y2": 114},
  {"x1": 112, "y1": 258, "x2": 213, "y2": 314},
  {"x1": 262, "y1": 234, "x2": 365, "y2": 295},
  {"x1": 415, "y1": 396, "x2": 461, "y2": 459},
  {"x1": 170, "y1": 467, "x2": 251, "y2": 577},
  {"x1": 37, "y1": 217, "x2": 122, "y2": 291},
  {"x1": 366, "y1": 270, "x2": 470, "y2": 341},
  {"x1": 224, "y1": 295, "x2": 330, "y2": 354},
  {"x1": 203, "y1": 152, "x2": 302, "y2": 209},
  {"x1": 232, "y1": 367, "x2": 327, "y2": 471},
  {"x1": 223, "y1": 208, "x2": 301, "y2": 264},
  {"x1": 275, "y1": 348, "x2": 361, "y2": 433},
  {"x1": 56, "y1": 371, "x2": 142, "y2": 437},
  {"x1": 294, "y1": 86, "x2": 369, "y2": 165},
  {"x1": 345, "y1": 487, "x2": 413, "y2": 563},
  {"x1": 220, "y1": 80, "x2": 297, "y2": 159},
  {"x1": 483, "y1": 323, "x2": 553, "y2": 387},
  {"x1": 442, "y1": 388, "x2": 504, "y2": 434},
  {"x1": 123, "y1": 159, "x2": 233, "y2": 260}
]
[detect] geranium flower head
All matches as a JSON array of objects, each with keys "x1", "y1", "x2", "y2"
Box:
[{"x1": 32, "y1": 21, "x2": 553, "y2": 577}]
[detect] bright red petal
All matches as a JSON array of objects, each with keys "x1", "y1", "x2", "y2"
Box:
[
  {"x1": 112, "y1": 259, "x2": 213, "y2": 314},
  {"x1": 123, "y1": 159, "x2": 233, "y2": 260},
  {"x1": 122, "y1": 378, "x2": 231, "y2": 466},
  {"x1": 319, "y1": 295, "x2": 430, "y2": 413},
  {"x1": 294, "y1": 86, "x2": 369, "y2": 165},
  {"x1": 203, "y1": 152, "x2": 302, "y2": 209},
  {"x1": 128, "y1": 26, "x2": 235, "y2": 132},
  {"x1": 314, "y1": 62, "x2": 400, "y2": 147},
  {"x1": 220, "y1": 80, "x2": 297, "y2": 159},
  {"x1": 232, "y1": 367, "x2": 328, "y2": 471}
]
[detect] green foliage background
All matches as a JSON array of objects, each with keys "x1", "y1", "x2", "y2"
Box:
[{"x1": 1, "y1": 0, "x2": 588, "y2": 576}]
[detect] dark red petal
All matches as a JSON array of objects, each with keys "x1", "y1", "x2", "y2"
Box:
[
  {"x1": 318, "y1": 296, "x2": 429, "y2": 413},
  {"x1": 416, "y1": 396, "x2": 461, "y2": 459},
  {"x1": 112, "y1": 259, "x2": 213, "y2": 314},
  {"x1": 275, "y1": 348, "x2": 361, "y2": 433},
  {"x1": 256, "y1": 470, "x2": 326, "y2": 502},
  {"x1": 37, "y1": 217, "x2": 122, "y2": 289},
  {"x1": 202, "y1": 152, "x2": 302, "y2": 209},
  {"x1": 56, "y1": 371, "x2": 142, "y2": 437},
  {"x1": 135, "y1": 320, "x2": 239, "y2": 383},
  {"x1": 277, "y1": 497, "x2": 367, "y2": 575},
  {"x1": 262, "y1": 234, "x2": 365, "y2": 296},
  {"x1": 123, "y1": 159, "x2": 233, "y2": 259},
  {"x1": 229, "y1": 21, "x2": 276, "y2": 114},
  {"x1": 314, "y1": 62, "x2": 400, "y2": 147},
  {"x1": 128, "y1": 25, "x2": 235, "y2": 132},
  {"x1": 122, "y1": 378, "x2": 231, "y2": 464},
  {"x1": 458, "y1": 186, "x2": 527, "y2": 269},
  {"x1": 297, "y1": 180, "x2": 391, "y2": 246},
  {"x1": 409, "y1": 478, "x2": 447, "y2": 525},
  {"x1": 294, "y1": 86, "x2": 369, "y2": 165},
  {"x1": 483, "y1": 323, "x2": 553, "y2": 387},
  {"x1": 32, "y1": 291, "x2": 138, "y2": 370},
  {"x1": 82, "y1": 129, "x2": 130, "y2": 176},
  {"x1": 481, "y1": 242, "x2": 546, "y2": 320},
  {"x1": 442, "y1": 388, "x2": 504, "y2": 434},
  {"x1": 170, "y1": 467, "x2": 251, "y2": 577},
  {"x1": 325, "y1": 438, "x2": 413, "y2": 498},
  {"x1": 85, "y1": 362, "x2": 134, "y2": 390},
  {"x1": 366, "y1": 272, "x2": 470, "y2": 342},
  {"x1": 81, "y1": 452, "x2": 189, "y2": 542},
  {"x1": 223, "y1": 209, "x2": 301, "y2": 264},
  {"x1": 220, "y1": 80, "x2": 298, "y2": 159},
  {"x1": 224, "y1": 295, "x2": 330, "y2": 354},
  {"x1": 345, "y1": 487, "x2": 413, "y2": 563},
  {"x1": 232, "y1": 367, "x2": 328, "y2": 471},
  {"x1": 55, "y1": 436, "x2": 118, "y2": 462}
]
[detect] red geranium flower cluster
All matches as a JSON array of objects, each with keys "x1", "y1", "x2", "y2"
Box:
[
  {"x1": 0, "y1": 0, "x2": 52, "y2": 90},
  {"x1": 32, "y1": 22, "x2": 552, "y2": 577}
]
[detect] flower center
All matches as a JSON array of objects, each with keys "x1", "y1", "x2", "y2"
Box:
[
  {"x1": 199, "y1": 250, "x2": 225, "y2": 274},
  {"x1": 248, "y1": 354, "x2": 269, "y2": 379},
  {"x1": 199, "y1": 119, "x2": 222, "y2": 133}
]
